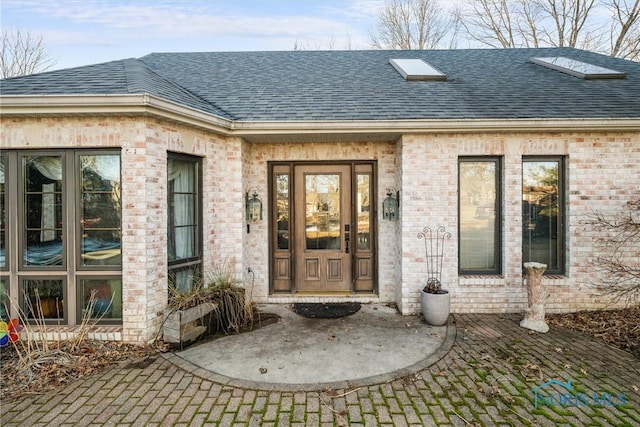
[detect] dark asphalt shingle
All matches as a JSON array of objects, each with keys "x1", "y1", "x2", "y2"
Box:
[{"x1": 1, "y1": 48, "x2": 638, "y2": 122}]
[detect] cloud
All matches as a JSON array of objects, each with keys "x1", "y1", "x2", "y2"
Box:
[
  {"x1": 3, "y1": 0, "x2": 364, "y2": 40},
  {"x1": 0, "y1": 0, "x2": 385, "y2": 68}
]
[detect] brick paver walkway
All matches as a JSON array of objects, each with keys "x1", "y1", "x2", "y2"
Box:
[{"x1": 2, "y1": 313, "x2": 638, "y2": 426}]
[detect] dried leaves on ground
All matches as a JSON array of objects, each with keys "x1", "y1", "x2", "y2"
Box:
[
  {"x1": 1, "y1": 307, "x2": 637, "y2": 403},
  {"x1": 0, "y1": 340, "x2": 157, "y2": 403},
  {"x1": 547, "y1": 305, "x2": 640, "y2": 359}
]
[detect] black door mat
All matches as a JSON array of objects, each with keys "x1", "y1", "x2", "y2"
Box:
[{"x1": 291, "y1": 302, "x2": 361, "y2": 319}]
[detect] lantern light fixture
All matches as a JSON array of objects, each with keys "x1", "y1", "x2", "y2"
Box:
[
  {"x1": 246, "y1": 187, "x2": 263, "y2": 229},
  {"x1": 383, "y1": 186, "x2": 400, "y2": 221}
]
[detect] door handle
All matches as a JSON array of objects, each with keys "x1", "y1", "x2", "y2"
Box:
[{"x1": 345, "y1": 224, "x2": 350, "y2": 254}]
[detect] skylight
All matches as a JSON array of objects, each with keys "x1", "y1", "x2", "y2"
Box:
[
  {"x1": 529, "y1": 57, "x2": 626, "y2": 80},
  {"x1": 389, "y1": 58, "x2": 446, "y2": 81}
]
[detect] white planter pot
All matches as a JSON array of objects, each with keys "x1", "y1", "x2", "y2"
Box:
[{"x1": 421, "y1": 289, "x2": 450, "y2": 326}]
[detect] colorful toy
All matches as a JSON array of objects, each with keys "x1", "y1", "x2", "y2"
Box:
[{"x1": 0, "y1": 318, "x2": 23, "y2": 347}]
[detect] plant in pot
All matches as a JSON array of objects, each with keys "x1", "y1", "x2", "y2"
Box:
[
  {"x1": 421, "y1": 277, "x2": 450, "y2": 326},
  {"x1": 417, "y1": 226, "x2": 451, "y2": 326}
]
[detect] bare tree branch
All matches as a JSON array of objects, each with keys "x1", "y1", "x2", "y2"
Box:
[
  {"x1": 1, "y1": 28, "x2": 57, "y2": 78},
  {"x1": 584, "y1": 198, "x2": 640, "y2": 306},
  {"x1": 607, "y1": 0, "x2": 640, "y2": 60},
  {"x1": 370, "y1": 0, "x2": 459, "y2": 49},
  {"x1": 462, "y1": 0, "x2": 639, "y2": 61}
]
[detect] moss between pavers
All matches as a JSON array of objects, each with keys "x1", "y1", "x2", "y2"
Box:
[{"x1": 475, "y1": 368, "x2": 490, "y2": 381}]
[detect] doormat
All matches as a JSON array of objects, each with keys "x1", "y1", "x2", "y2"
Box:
[{"x1": 291, "y1": 303, "x2": 361, "y2": 319}]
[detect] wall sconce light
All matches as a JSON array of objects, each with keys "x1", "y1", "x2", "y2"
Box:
[
  {"x1": 246, "y1": 188, "x2": 263, "y2": 224},
  {"x1": 383, "y1": 186, "x2": 400, "y2": 221}
]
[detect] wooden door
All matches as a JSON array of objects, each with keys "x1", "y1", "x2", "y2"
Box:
[{"x1": 294, "y1": 165, "x2": 352, "y2": 292}]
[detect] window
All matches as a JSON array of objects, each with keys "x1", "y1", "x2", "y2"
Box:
[
  {"x1": 22, "y1": 278, "x2": 65, "y2": 321},
  {"x1": 0, "y1": 279, "x2": 8, "y2": 320},
  {"x1": 79, "y1": 154, "x2": 122, "y2": 268},
  {"x1": 167, "y1": 154, "x2": 202, "y2": 293},
  {"x1": 78, "y1": 278, "x2": 122, "y2": 321},
  {"x1": 523, "y1": 158, "x2": 564, "y2": 274},
  {"x1": 529, "y1": 57, "x2": 626, "y2": 80},
  {"x1": 459, "y1": 158, "x2": 501, "y2": 274},
  {"x1": 275, "y1": 172, "x2": 290, "y2": 250},
  {"x1": 356, "y1": 172, "x2": 371, "y2": 251},
  {"x1": 0, "y1": 153, "x2": 5, "y2": 271},
  {"x1": 389, "y1": 58, "x2": 447, "y2": 81},
  {"x1": 21, "y1": 154, "x2": 64, "y2": 268},
  {"x1": 2, "y1": 149, "x2": 122, "y2": 325}
]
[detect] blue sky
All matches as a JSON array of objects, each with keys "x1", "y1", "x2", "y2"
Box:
[{"x1": 1, "y1": 0, "x2": 393, "y2": 71}]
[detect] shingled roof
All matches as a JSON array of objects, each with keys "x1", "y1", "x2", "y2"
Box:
[{"x1": 2, "y1": 47, "x2": 639, "y2": 123}]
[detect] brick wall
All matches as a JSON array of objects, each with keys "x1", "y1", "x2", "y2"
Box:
[
  {"x1": 399, "y1": 131, "x2": 639, "y2": 315},
  {"x1": 246, "y1": 141, "x2": 399, "y2": 304},
  {"x1": 3, "y1": 115, "x2": 637, "y2": 341}
]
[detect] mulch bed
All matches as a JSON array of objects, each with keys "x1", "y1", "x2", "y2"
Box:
[
  {"x1": 0, "y1": 340, "x2": 157, "y2": 403},
  {"x1": 547, "y1": 305, "x2": 640, "y2": 359}
]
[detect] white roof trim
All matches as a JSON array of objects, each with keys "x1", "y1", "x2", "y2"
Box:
[{"x1": 1, "y1": 94, "x2": 639, "y2": 138}]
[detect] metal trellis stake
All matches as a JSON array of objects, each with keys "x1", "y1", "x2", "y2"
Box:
[{"x1": 417, "y1": 226, "x2": 452, "y2": 286}]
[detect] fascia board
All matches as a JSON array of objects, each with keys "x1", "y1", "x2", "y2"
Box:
[
  {"x1": 234, "y1": 118, "x2": 640, "y2": 134},
  {"x1": 0, "y1": 94, "x2": 233, "y2": 134},
  {"x1": 1, "y1": 94, "x2": 639, "y2": 134}
]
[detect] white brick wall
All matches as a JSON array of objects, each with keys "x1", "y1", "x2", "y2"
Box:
[
  {"x1": 399, "y1": 131, "x2": 639, "y2": 315},
  {"x1": 245, "y1": 141, "x2": 399, "y2": 304},
  {"x1": 2, "y1": 116, "x2": 638, "y2": 342}
]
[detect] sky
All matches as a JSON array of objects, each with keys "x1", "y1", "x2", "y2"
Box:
[{"x1": 0, "y1": 0, "x2": 398, "y2": 71}]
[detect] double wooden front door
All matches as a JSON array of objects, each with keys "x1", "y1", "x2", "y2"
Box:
[{"x1": 271, "y1": 162, "x2": 375, "y2": 294}]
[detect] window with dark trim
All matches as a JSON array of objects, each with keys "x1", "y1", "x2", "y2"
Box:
[
  {"x1": 167, "y1": 153, "x2": 202, "y2": 293},
  {"x1": 459, "y1": 157, "x2": 501, "y2": 274},
  {"x1": 0, "y1": 153, "x2": 6, "y2": 272},
  {"x1": 2, "y1": 149, "x2": 122, "y2": 325},
  {"x1": 523, "y1": 157, "x2": 564, "y2": 274}
]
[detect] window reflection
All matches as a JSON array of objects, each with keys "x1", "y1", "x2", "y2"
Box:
[
  {"x1": 357, "y1": 174, "x2": 371, "y2": 250},
  {"x1": 305, "y1": 174, "x2": 341, "y2": 250},
  {"x1": 24, "y1": 279, "x2": 64, "y2": 320},
  {"x1": 523, "y1": 160, "x2": 562, "y2": 272},
  {"x1": 276, "y1": 174, "x2": 290, "y2": 250},
  {"x1": 0, "y1": 155, "x2": 5, "y2": 269},
  {"x1": 459, "y1": 160, "x2": 498, "y2": 273},
  {"x1": 23, "y1": 155, "x2": 64, "y2": 266},
  {"x1": 80, "y1": 155, "x2": 122, "y2": 266},
  {"x1": 79, "y1": 278, "x2": 122, "y2": 321},
  {"x1": 0, "y1": 279, "x2": 7, "y2": 320}
]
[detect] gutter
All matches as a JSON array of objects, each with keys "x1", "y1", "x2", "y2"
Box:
[{"x1": 1, "y1": 94, "x2": 639, "y2": 136}]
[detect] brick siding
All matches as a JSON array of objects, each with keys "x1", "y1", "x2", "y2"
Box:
[{"x1": 2, "y1": 116, "x2": 637, "y2": 342}]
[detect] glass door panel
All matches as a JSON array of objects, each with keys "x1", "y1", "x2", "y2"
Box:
[{"x1": 305, "y1": 174, "x2": 341, "y2": 250}]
